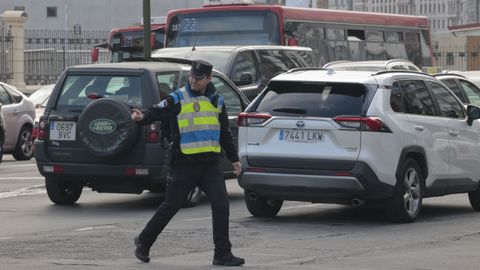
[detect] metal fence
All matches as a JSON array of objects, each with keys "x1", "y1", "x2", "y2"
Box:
[
  {"x1": 24, "y1": 29, "x2": 108, "y2": 85},
  {"x1": 1, "y1": 27, "x2": 480, "y2": 86},
  {"x1": 0, "y1": 22, "x2": 13, "y2": 82},
  {"x1": 433, "y1": 44, "x2": 480, "y2": 71}
]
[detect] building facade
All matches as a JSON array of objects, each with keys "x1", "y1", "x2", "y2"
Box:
[{"x1": 0, "y1": 0, "x2": 204, "y2": 31}]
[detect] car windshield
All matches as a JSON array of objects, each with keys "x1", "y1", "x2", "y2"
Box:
[
  {"x1": 56, "y1": 75, "x2": 143, "y2": 108},
  {"x1": 254, "y1": 81, "x2": 370, "y2": 117}
]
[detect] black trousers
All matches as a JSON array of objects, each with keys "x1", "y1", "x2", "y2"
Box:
[{"x1": 138, "y1": 159, "x2": 232, "y2": 256}]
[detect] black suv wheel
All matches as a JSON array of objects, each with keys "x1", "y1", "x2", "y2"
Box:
[
  {"x1": 468, "y1": 186, "x2": 480, "y2": 211},
  {"x1": 45, "y1": 177, "x2": 83, "y2": 205},
  {"x1": 0, "y1": 138, "x2": 3, "y2": 164}
]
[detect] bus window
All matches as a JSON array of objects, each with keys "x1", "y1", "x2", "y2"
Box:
[
  {"x1": 365, "y1": 30, "x2": 386, "y2": 60},
  {"x1": 385, "y1": 31, "x2": 403, "y2": 42},
  {"x1": 420, "y1": 29, "x2": 433, "y2": 66},
  {"x1": 166, "y1": 11, "x2": 280, "y2": 47},
  {"x1": 347, "y1": 29, "x2": 365, "y2": 61},
  {"x1": 405, "y1": 32, "x2": 422, "y2": 67},
  {"x1": 326, "y1": 28, "x2": 348, "y2": 61},
  {"x1": 385, "y1": 42, "x2": 408, "y2": 60},
  {"x1": 286, "y1": 21, "x2": 328, "y2": 66},
  {"x1": 366, "y1": 31, "x2": 384, "y2": 42},
  {"x1": 327, "y1": 28, "x2": 345, "y2": 41},
  {"x1": 406, "y1": 32, "x2": 419, "y2": 43}
]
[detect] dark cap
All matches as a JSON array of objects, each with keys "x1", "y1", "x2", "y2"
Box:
[{"x1": 190, "y1": 60, "x2": 213, "y2": 79}]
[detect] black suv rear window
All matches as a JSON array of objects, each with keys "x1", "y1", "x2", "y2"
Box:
[
  {"x1": 56, "y1": 75, "x2": 143, "y2": 108},
  {"x1": 254, "y1": 81, "x2": 369, "y2": 117}
]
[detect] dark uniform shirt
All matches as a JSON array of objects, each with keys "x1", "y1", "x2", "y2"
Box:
[{"x1": 139, "y1": 82, "x2": 239, "y2": 163}]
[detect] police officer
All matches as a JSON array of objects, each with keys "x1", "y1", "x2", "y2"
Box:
[{"x1": 131, "y1": 60, "x2": 245, "y2": 266}]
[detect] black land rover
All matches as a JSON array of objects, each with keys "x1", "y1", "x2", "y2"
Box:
[{"x1": 34, "y1": 61, "x2": 249, "y2": 205}]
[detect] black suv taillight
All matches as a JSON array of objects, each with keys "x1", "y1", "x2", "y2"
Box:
[
  {"x1": 333, "y1": 116, "x2": 392, "y2": 133},
  {"x1": 238, "y1": 112, "x2": 272, "y2": 127},
  {"x1": 146, "y1": 121, "x2": 161, "y2": 143},
  {"x1": 37, "y1": 116, "x2": 48, "y2": 140}
]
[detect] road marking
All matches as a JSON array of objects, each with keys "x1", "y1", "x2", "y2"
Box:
[
  {"x1": 0, "y1": 184, "x2": 46, "y2": 199},
  {"x1": 282, "y1": 204, "x2": 321, "y2": 210},
  {"x1": 0, "y1": 177, "x2": 44, "y2": 180},
  {"x1": 75, "y1": 225, "x2": 117, "y2": 232},
  {"x1": 184, "y1": 217, "x2": 212, "y2": 221},
  {"x1": 1, "y1": 163, "x2": 37, "y2": 168},
  {"x1": 0, "y1": 237, "x2": 14, "y2": 240}
]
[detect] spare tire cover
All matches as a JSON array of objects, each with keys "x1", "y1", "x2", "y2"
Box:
[{"x1": 78, "y1": 98, "x2": 138, "y2": 157}]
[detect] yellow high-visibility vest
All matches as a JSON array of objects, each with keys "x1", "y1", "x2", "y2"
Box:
[{"x1": 171, "y1": 86, "x2": 223, "y2": 155}]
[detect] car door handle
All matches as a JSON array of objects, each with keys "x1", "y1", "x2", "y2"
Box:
[
  {"x1": 449, "y1": 130, "x2": 458, "y2": 137},
  {"x1": 414, "y1": 125, "x2": 424, "y2": 131},
  {"x1": 12, "y1": 109, "x2": 19, "y2": 115}
]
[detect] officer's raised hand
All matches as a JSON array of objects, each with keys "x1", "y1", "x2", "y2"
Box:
[{"x1": 131, "y1": 108, "x2": 144, "y2": 121}]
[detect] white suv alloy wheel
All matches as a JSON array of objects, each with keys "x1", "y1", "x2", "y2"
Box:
[{"x1": 403, "y1": 167, "x2": 421, "y2": 216}]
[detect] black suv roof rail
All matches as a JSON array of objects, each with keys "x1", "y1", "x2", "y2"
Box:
[
  {"x1": 153, "y1": 57, "x2": 194, "y2": 65},
  {"x1": 121, "y1": 57, "x2": 166, "y2": 62},
  {"x1": 122, "y1": 57, "x2": 194, "y2": 66},
  {"x1": 287, "y1": 67, "x2": 327, "y2": 73}
]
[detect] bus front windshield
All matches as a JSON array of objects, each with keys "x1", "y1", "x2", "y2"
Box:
[
  {"x1": 166, "y1": 11, "x2": 280, "y2": 47},
  {"x1": 109, "y1": 28, "x2": 165, "y2": 63}
]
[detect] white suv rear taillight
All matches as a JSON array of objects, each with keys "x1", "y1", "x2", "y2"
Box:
[
  {"x1": 238, "y1": 112, "x2": 272, "y2": 127},
  {"x1": 333, "y1": 116, "x2": 392, "y2": 133}
]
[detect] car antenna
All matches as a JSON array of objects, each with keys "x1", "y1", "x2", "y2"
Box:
[{"x1": 192, "y1": 39, "x2": 198, "y2": 51}]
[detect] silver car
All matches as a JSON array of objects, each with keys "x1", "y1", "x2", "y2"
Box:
[
  {"x1": 0, "y1": 103, "x2": 5, "y2": 163},
  {"x1": 29, "y1": 84, "x2": 54, "y2": 140},
  {"x1": 0, "y1": 82, "x2": 35, "y2": 160}
]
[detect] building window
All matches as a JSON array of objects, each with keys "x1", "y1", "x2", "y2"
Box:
[
  {"x1": 47, "y1": 7, "x2": 57, "y2": 18},
  {"x1": 14, "y1": 6, "x2": 25, "y2": 11},
  {"x1": 446, "y1": 53, "x2": 454, "y2": 66}
]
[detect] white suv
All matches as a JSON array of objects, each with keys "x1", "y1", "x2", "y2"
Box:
[{"x1": 237, "y1": 68, "x2": 480, "y2": 223}]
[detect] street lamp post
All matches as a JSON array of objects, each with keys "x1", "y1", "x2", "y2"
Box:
[{"x1": 143, "y1": 0, "x2": 151, "y2": 58}]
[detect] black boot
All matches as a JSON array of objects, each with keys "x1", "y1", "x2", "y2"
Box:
[
  {"x1": 134, "y1": 236, "x2": 150, "y2": 263},
  {"x1": 213, "y1": 252, "x2": 245, "y2": 266}
]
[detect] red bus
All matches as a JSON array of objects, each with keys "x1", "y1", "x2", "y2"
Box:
[
  {"x1": 165, "y1": 2, "x2": 433, "y2": 67},
  {"x1": 92, "y1": 24, "x2": 166, "y2": 63}
]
